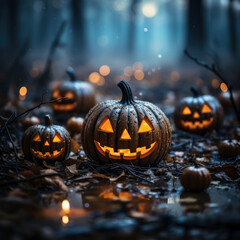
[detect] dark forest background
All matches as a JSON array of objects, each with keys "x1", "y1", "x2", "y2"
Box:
[{"x1": 0, "y1": 0, "x2": 240, "y2": 106}]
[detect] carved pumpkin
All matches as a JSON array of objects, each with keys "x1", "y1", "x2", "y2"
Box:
[
  {"x1": 218, "y1": 139, "x2": 240, "y2": 158},
  {"x1": 51, "y1": 67, "x2": 96, "y2": 113},
  {"x1": 66, "y1": 117, "x2": 84, "y2": 134},
  {"x1": 180, "y1": 166, "x2": 211, "y2": 192},
  {"x1": 81, "y1": 80, "x2": 172, "y2": 166},
  {"x1": 22, "y1": 115, "x2": 71, "y2": 162},
  {"x1": 22, "y1": 116, "x2": 40, "y2": 131},
  {"x1": 174, "y1": 87, "x2": 224, "y2": 135}
]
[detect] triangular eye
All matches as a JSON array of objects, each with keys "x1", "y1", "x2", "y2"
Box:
[
  {"x1": 202, "y1": 104, "x2": 212, "y2": 113},
  {"x1": 99, "y1": 117, "x2": 114, "y2": 133},
  {"x1": 53, "y1": 134, "x2": 63, "y2": 142},
  {"x1": 182, "y1": 106, "x2": 192, "y2": 115},
  {"x1": 33, "y1": 133, "x2": 41, "y2": 141},
  {"x1": 138, "y1": 117, "x2": 154, "y2": 133},
  {"x1": 120, "y1": 129, "x2": 131, "y2": 140},
  {"x1": 44, "y1": 140, "x2": 50, "y2": 146},
  {"x1": 65, "y1": 91, "x2": 74, "y2": 99},
  {"x1": 53, "y1": 90, "x2": 60, "y2": 99}
]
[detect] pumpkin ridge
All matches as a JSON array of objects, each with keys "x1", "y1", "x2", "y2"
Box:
[
  {"x1": 142, "y1": 103, "x2": 163, "y2": 164},
  {"x1": 144, "y1": 102, "x2": 171, "y2": 164},
  {"x1": 90, "y1": 105, "x2": 108, "y2": 161}
]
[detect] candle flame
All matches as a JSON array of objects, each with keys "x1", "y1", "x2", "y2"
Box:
[
  {"x1": 62, "y1": 200, "x2": 70, "y2": 214},
  {"x1": 19, "y1": 86, "x2": 27, "y2": 96}
]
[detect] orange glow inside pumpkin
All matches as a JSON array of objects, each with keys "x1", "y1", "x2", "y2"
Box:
[
  {"x1": 120, "y1": 129, "x2": 131, "y2": 140},
  {"x1": 182, "y1": 106, "x2": 192, "y2": 115},
  {"x1": 202, "y1": 104, "x2": 212, "y2": 113},
  {"x1": 193, "y1": 112, "x2": 200, "y2": 119},
  {"x1": 98, "y1": 117, "x2": 114, "y2": 133},
  {"x1": 138, "y1": 117, "x2": 154, "y2": 133},
  {"x1": 95, "y1": 140, "x2": 157, "y2": 160}
]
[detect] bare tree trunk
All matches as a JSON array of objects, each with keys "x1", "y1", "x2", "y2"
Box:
[
  {"x1": 186, "y1": 0, "x2": 205, "y2": 55},
  {"x1": 71, "y1": 0, "x2": 86, "y2": 64},
  {"x1": 128, "y1": 0, "x2": 138, "y2": 56},
  {"x1": 228, "y1": 0, "x2": 237, "y2": 57},
  {"x1": 7, "y1": 0, "x2": 20, "y2": 57}
]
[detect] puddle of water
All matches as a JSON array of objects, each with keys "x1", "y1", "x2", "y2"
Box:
[{"x1": 38, "y1": 180, "x2": 240, "y2": 228}]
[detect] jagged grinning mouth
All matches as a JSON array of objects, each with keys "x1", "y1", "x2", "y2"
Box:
[
  {"x1": 94, "y1": 140, "x2": 158, "y2": 160},
  {"x1": 180, "y1": 117, "x2": 214, "y2": 130},
  {"x1": 31, "y1": 148, "x2": 64, "y2": 159},
  {"x1": 52, "y1": 103, "x2": 77, "y2": 111}
]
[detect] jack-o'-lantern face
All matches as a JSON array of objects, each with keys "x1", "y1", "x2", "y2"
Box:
[
  {"x1": 30, "y1": 132, "x2": 65, "y2": 159},
  {"x1": 52, "y1": 89, "x2": 77, "y2": 112},
  {"x1": 173, "y1": 90, "x2": 224, "y2": 135},
  {"x1": 82, "y1": 80, "x2": 172, "y2": 166},
  {"x1": 94, "y1": 116, "x2": 158, "y2": 160},
  {"x1": 180, "y1": 103, "x2": 214, "y2": 131},
  {"x1": 22, "y1": 115, "x2": 71, "y2": 162},
  {"x1": 51, "y1": 67, "x2": 96, "y2": 113}
]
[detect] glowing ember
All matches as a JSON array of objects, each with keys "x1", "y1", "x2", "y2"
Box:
[
  {"x1": 99, "y1": 65, "x2": 110, "y2": 76},
  {"x1": 62, "y1": 200, "x2": 70, "y2": 214}
]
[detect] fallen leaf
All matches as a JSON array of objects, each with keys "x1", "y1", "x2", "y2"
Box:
[
  {"x1": 40, "y1": 169, "x2": 69, "y2": 191},
  {"x1": 91, "y1": 171, "x2": 125, "y2": 182},
  {"x1": 65, "y1": 164, "x2": 79, "y2": 177}
]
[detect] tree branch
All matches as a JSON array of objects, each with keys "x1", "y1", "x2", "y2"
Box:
[{"x1": 185, "y1": 49, "x2": 240, "y2": 123}]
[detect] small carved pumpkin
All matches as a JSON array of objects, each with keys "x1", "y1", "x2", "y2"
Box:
[
  {"x1": 218, "y1": 139, "x2": 240, "y2": 158},
  {"x1": 81, "y1": 80, "x2": 172, "y2": 166},
  {"x1": 51, "y1": 67, "x2": 96, "y2": 113},
  {"x1": 174, "y1": 87, "x2": 224, "y2": 135},
  {"x1": 180, "y1": 166, "x2": 211, "y2": 192},
  {"x1": 22, "y1": 115, "x2": 71, "y2": 162},
  {"x1": 66, "y1": 117, "x2": 84, "y2": 134},
  {"x1": 22, "y1": 116, "x2": 40, "y2": 131}
]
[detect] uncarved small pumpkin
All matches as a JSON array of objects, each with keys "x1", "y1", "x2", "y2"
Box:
[
  {"x1": 174, "y1": 87, "x2": 224, "y2": 135},
  {"x1": 66, "y1": 117, "x2": 84, "y2": 134},
  {"x1": 81, "y1": 80, "x2": 172, "y2": 166},
  {"x1": 22, "y1": 116, "x2": 40, "y2": 131},
  {"x1": 22, "y1": 115, "x2": 71, "y2": 162},
  {"x1": 218, "y1": 139, "x2": 240, "y2": 158},
  {"x1": 180, "y1": 166, "x2": 211, "y2": 192},
  {"x1": 51, "y1": 67, "x2": 96, "y2": 113}
]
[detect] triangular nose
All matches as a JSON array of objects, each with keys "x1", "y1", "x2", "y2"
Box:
[{"x1": 193, "y1": 112, "x2": 200, "y2": 119}]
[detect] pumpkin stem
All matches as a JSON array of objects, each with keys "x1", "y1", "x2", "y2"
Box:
[
  {"x1": 118, "y1": 80, "x2": 135, "y2": 105},
  {"x1": 190, "y1": 86, "x2": 199, "y2": 97},
  {"x1": 66, "y1": 67, "x2": 76, "y2": 81},
  {"x1": 45, "y1": 115, "x2": 53, "y2": 126}
]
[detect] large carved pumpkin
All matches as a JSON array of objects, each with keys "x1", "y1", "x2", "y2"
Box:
[
  {"x1": 174, "y1": 87, "x2": 224, "y2": 135},
  {"x1": 81, "y1": 80, "x2": 172, "y2": 166},
  {"x1": 22, "y1": 115, "x2": 71, "y2": 162},
  {"x1": 51, "y1": 67, "x2": 96, "y2": 113}
]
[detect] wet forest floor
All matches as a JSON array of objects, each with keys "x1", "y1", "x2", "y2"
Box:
[{"x1": 0, "y1": 99, "x2": 240, "y2": 240}]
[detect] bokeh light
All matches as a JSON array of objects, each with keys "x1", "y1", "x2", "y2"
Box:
[
  {"x1": 134, "y1": 70, "x2": 144, "y2": 80},
  {"x1": 170, "y1": 71, "x2": 180, "y2": 82},
  {"x1": 99, "y1": 65, "x2": 110, "y2": 76},
  {"x1": 220, "y1": 82, "x2": 228, "y2": 92},
  {"x1": 211, "y1": 78, "x2": 220, "y2": 88},
  {"x1": 142, "y1": 3, "x2": 158, "y2": 18},
  {"x1": 89, "y1": 72, "x2": 101, "y2": 83},
  {"x1": 62, "y1": 215, "x2": 69, "y2": 224},
  {"x1": 19, "y1": 86, "x2": 27, "y2": 96}
]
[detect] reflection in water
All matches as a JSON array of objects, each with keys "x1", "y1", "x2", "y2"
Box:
[
  {"x1": 180, "y1": 191, "x2": 211, "y2": 213},
  {"x1": 62, "y1": 215, "x2": 69, "y2": 225}
]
